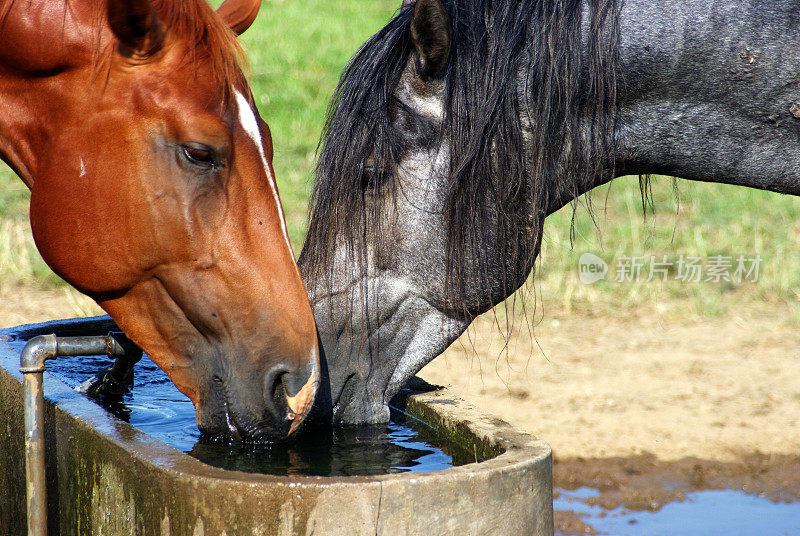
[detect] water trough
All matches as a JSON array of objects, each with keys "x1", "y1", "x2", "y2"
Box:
[{"x1": 0, "y1": 317, "x2": 554, "y2": 535}]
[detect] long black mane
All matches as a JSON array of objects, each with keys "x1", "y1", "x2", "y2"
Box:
[{"x1": 302, "y1": 0, "x2": 620, "y2": 314}]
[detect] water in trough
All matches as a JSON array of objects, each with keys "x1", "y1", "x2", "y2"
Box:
[{"x1": 46, "y1": 353, "x2": 461, "y2": 477}]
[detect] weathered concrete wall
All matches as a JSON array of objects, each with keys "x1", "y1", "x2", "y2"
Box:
[
  {"x1": 0, "y1": 317, "x2": 553, "y2": 536},
  {"x1": 0, "y1": 358, "x2": 28, "y2": 536}
]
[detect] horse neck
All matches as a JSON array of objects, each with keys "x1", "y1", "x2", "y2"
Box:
[{"x1": 541, "y1": 159, "x2": 620, "y2": 217}]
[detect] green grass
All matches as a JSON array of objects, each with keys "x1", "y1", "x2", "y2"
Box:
[
  {"x1": 536, "y1": 176, "x2": 800, "y2": 319},
  {"x1": 2, "y1": 0, "x2": 800, "y2": 321},
  {"x1": 0, "y1": 167, "x2": 57, "y2": 285},
  {"x1": 239, "y1": 0, "x2": 400, "y2": 248}
]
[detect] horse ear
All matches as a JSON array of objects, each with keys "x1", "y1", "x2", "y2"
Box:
[
  {"x1": 217, "y1": 0, "x2": 262, "y2": 36},
  {"x1": 106, "y1": 0, "x2": 164, "y2": 57},
  {"x1": 409, "y1": 0, "x2": 450, "y2": 80}
]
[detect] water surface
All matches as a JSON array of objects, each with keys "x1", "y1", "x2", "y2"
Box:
[
  {"x1": 555, "y1": 487, "x2": 800, "y2": 536},
  {"x1": 47, "y1": 353, "x2": 459, "y2": 476}
]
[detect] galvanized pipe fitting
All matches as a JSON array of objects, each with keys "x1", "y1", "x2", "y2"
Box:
[
  {"x1": 19, "y1": 334, "x2": 57, "y2": 536},
  {"x1": 19, "y1": 332, "x2": 139, "y2": 536}
]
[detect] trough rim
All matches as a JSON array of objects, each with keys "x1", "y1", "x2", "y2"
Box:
[{"x1": 0, "y1": 315, "x2": 551, "y2": 488}]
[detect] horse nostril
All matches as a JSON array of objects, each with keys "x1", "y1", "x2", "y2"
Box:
[{"x1": 263, "y1": 365, "x2": 290, "y2": 422}]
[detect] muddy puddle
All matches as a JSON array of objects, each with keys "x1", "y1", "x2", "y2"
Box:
[{"x1": 553, "y1": 453, "x2": 800, "y2": 535}]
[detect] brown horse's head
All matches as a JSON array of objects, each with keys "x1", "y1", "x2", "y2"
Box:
[{"x1": 0, "y1": 0, "x2": 318, "y2": 441}]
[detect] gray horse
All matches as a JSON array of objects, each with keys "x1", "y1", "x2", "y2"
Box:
[{"x1": 299, "y1": 0, "x2": 800, "y2": 425}]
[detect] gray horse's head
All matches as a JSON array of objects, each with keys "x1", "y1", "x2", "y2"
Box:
[
  {"x1": 303, "y1": 0, "x2": 800, "y2": 425},
  {"x1": 300, "y1": 0, "x2": 618, "y2": 424}
]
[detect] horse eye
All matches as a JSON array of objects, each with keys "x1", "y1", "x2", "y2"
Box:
[
  {"x1": 181, "y1": 144, "x2": 216, "y2": 167},
  {"x1": 361, "y1": 164, "x2": 378, "y2": 189}
]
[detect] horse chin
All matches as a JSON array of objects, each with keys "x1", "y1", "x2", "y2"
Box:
[
  {"x1": 319, "y1": 307, "x2": 471, "y2": 427},
  {"x1": 330, "y1": 374, "x2": 392, "y2": 425},
  {"x1": 196, "y1": 404, "x2": 295, "y2": 444}
]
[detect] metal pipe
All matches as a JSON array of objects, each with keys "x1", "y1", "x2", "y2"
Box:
[
  {"x1": 19, "y1": 334, "x2": 57, "y2": 536},
  {"x1": 20, "y1": 332, "x2": 139, "y2": 536}
]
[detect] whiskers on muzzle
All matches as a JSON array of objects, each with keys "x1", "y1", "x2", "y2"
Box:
[{"x1": 197, "y1": 358, "x2": 320, "y2": 443}]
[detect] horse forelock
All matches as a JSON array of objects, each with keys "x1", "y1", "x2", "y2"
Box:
[
  {"x1": 151, "y1": 0, "x2": 247, "y2": 97},
  {"x1": 72, "y1": 0, "x2": 247, "y2": 100},
  {"x1": 304, "y1": 0, "x2": 620, "y2": 316},
  {"x1": 302, "y1": 5, "x2": 414, "y2": 282}
]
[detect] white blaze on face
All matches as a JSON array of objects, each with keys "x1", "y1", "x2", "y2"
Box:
[
  {"x1": 233, "y1": 90, "x2": 295, "y2": 259},
  {"x1": 235, "y1": 91, "x2": 320, "y2": 425}
]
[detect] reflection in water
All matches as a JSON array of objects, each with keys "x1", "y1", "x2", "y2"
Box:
[
  {"x1": 190, "y1": 420, "x2": 451, "y2": 477},
  {"x1": 47, "y1": 352, "x2": 457, "y2": 476}
]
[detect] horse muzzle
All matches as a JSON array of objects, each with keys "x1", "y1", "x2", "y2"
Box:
[{"x1": 196, "y1": 357, "x2": 320, "y2": 442}]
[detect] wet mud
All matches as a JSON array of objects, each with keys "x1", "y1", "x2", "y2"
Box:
[{"x1": 553, "y1": 452, "x2": 800, "y2": 535}]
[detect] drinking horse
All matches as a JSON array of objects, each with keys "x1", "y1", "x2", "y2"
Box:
[
  {"x1": 0, "y1": 0, "x2": 319, "y2": 440},
  {"x1": 301, "y1": 0, "x2": 800, "y2": 423}
]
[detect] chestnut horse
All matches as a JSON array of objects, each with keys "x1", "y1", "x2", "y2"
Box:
[{"x1": 0, "y1": 0, "x2": 318, "y2": 441}]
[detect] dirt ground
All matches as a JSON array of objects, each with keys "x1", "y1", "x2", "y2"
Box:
[
  {"x1": 420, "y1": 302, "x2": 800, "y2": 462},
  {"x1": 0, "y1": 283, "x2": 102, "y2": 328},
  {"x1": 418, "y1": 298, "x2": 800, "y2": 532}
]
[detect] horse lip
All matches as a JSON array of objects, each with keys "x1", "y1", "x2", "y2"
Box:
[
  {"x1": 223, "y1": 404, "x2": 242, "y2": 439},
  {"x1": 330, "y1": 372, "x2": 358, "y2": 421},
  {"x1": 285, "y1": 364, "x2": 319, "y2": 435}
]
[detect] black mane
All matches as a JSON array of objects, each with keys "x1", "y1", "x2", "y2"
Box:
[{"x1": 302, "y1": 0, "x2": 620, "y2": 313}]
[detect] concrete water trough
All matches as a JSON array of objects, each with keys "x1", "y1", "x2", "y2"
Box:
[{"x1": 0, "y1": 317, "x2": 553, "y2": 535}]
